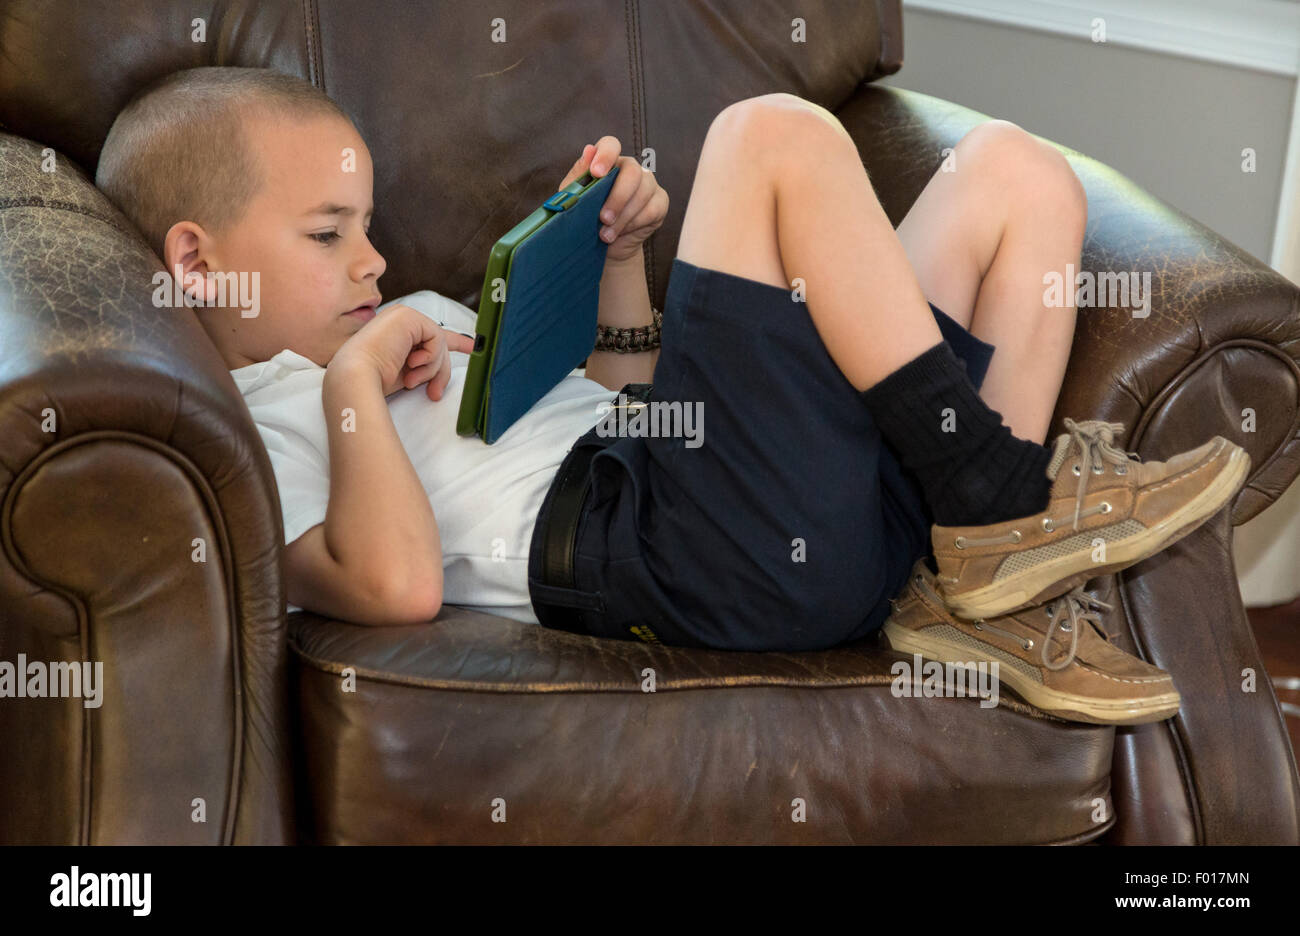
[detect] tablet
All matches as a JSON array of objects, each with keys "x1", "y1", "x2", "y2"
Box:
[{"x1": 456, "y1": 166, "x2": 620, "y2": 443}]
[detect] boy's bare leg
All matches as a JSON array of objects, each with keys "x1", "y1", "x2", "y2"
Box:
[
  {"x1": 676, "y1": 93, "x2": 944, "y2": 391},
  {"x1": 675, "y1": 95, "x2": 1085, "y2": 444},
  {"x1": 895, "y1": 120, "x2": 1087, "y2": 443}
]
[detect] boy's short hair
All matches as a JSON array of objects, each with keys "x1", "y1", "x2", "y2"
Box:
[{"x1": 95, "y1": 66, "x2": 356, "y2": 259}]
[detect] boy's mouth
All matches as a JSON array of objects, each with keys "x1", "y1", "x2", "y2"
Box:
[{"x1": 345, "y1": 296, "x2": 381, "y2": 323}]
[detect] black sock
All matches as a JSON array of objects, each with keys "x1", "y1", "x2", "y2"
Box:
[{"x1": 862, "y1": 341, "x2": 1053, "y2": 528}]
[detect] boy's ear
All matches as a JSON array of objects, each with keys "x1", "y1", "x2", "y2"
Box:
[{"x1": 162, "y1": 221, "x2": 219, "y2": 307}]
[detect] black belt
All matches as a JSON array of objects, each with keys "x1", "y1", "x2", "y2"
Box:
[{"x1": 528, "y1": 381, "x2": 654, "y2": 634}]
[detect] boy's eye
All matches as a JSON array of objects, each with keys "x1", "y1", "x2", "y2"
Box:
[{"x1": 309, "y1": 231, "x2": 340, "y2": 245}]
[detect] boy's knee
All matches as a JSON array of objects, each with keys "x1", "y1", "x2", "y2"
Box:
[
  {"x1": 710, "y1": 93, "x2": 857, "y2": 165},
  {"x1": 961, "y1": 120, "x2": 1087, "y2": 223}
]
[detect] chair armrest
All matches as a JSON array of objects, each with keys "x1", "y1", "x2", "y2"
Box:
[
  {"x1": 1044, "y1": 126, "x2": 1300, "y2": 845},
  {"x1": 837, "y1": 86, "x2": 1300, "y2": 843},
  {"x1": 0, "y1": 132, "x2": 294, "y2": 843}
]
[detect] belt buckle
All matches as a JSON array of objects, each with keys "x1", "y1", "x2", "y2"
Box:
[
  {"x1": 598, "y1": 382, "x2": 652, "y2": 433},
  {"x1": 614, "y1": 381, "x2": 654, "y2": 410}
]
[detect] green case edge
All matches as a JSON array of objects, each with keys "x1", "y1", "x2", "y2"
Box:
[{"x1": 455, "y1": 170, "x2": 605, "y2": 441}]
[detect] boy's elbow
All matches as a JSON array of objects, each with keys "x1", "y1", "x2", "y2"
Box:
[
  {"x1": 421, "y1": 584, "x2": 444, "y2": 622},
  {"x1": 398, "y1": 579, "x2": 443, "y2": 624},
  {"x1": 368, "y1": 572, "x2": 442, "y2": 625}
]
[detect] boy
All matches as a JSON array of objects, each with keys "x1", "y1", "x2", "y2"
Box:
[{"x1": 95, "y1": 68, "x2": 1248, "y2": 727}]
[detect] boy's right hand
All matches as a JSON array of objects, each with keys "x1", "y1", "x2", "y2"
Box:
[{"x1": 330, "y1": 304, "x2": 475, "y2": 400}]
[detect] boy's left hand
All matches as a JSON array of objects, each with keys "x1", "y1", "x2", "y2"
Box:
[{"x1": 556, "y1": 136, "x2": 669, "y2": 264}]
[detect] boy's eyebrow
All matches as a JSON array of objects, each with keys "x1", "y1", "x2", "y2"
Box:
[{"x1": 302, "y1": 202, "x2": 374, "y2": 218}]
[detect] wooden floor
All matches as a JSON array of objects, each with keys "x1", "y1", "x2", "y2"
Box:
[{"x1": 1247, "y1": 597, "x2": 1300, "y2": 773}]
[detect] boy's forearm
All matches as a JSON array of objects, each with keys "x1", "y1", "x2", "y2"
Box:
[
  {"x1": 586, "y1": 246, "x2": 660, "y2": 391},
  {"x1": 321, "y1": 360, "x2": 443, "y2": 609}
]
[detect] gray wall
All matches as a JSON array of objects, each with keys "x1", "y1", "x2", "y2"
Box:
[{"x1": 877, "y1": 8, "x2": 1293, "y2": 267}]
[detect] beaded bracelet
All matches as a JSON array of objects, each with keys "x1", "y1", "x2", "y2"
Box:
[{"x1": 593, "y1": 306, "x2": 663, "y2": 353}]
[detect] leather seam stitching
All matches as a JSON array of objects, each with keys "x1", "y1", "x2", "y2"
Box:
[
  {"x1": 287, "y1": 638, "x2": 1067, "y2": 720},
  {"x1": 0, "y1": 197, "x2": 133, "y2": 235},
  {"x1": 625, "y1": 0, "x2": 655, "y2": 305},
  {"x1": 302, "y1": 0, "x2": 323, "y2": 91}
]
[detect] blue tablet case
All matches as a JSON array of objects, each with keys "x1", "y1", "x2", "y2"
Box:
[{"x1": 473, "y1": 167, "x2": 619, "y2": 443}]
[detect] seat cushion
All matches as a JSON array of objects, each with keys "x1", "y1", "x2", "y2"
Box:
[{"x1": 288, "y1": 606, "x2": 1116, "y2": 844}]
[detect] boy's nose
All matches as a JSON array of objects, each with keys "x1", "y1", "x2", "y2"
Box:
[{"x1": 354, "y1": 239, "x2": 387, "y2": 281}]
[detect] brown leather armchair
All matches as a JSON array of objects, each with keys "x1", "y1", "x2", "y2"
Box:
[{"x1": 2, "y1": 0, "x2": 1297, "y2": 845}]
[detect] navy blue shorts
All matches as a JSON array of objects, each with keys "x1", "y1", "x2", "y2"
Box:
[{"x1": 545, "y1": 257, "x2": 995, "y2": 652}]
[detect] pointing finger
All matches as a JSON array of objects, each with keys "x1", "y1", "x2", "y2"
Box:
[{"x1": 444, "y1": 329, "x2": 476, "y2": 354}]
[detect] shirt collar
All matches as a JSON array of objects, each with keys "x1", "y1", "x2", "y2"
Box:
[{"x1": 230, "y1": 348, "x2": 323, "y2": 395}]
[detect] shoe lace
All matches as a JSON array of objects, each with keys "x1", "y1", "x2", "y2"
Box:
[
  {"x1": 912, "y1": 568, "x2": 943, "y2": 605},
  {"x1": 912, "y1": 567, "x2": 1113, "y2": 673},
  {"x1": 1062, "y1": 418, "x2": 1134, "y2": 531},
  {"x1": 1040, "y1": 586, "x2": 1114, "y2": 671},
  {"x1": 951, "y1": 418, "x2": 1140, "y2": 552}
]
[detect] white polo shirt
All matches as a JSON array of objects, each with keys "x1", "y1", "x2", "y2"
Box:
[{"x1": 230, "y1": 290, "x2": 614, "y2": 623}]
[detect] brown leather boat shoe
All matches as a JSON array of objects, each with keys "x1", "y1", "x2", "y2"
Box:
[
  {"x1": 931, "y1": 418, "x2": 1249, "y2": 619},
  {"x1": 882, "y1": 558, "x2": 1181, "y2": 726}
]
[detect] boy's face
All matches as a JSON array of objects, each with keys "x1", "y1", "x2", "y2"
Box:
[{"x1": 169, "y1": 112, "x2": 386, "y2": 369}]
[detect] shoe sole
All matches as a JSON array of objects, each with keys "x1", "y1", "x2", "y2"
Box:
[
  {"x1": 943, "y1": 443, "x2": 1250, "y2": 620},
  {"x1": 881, "y1": 619, "x2": 1182, "y2": 726}
]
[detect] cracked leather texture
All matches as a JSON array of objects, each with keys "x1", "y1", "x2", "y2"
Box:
[{"x1": 0, "y1": 130, "x2": 294, "y2": 844}]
